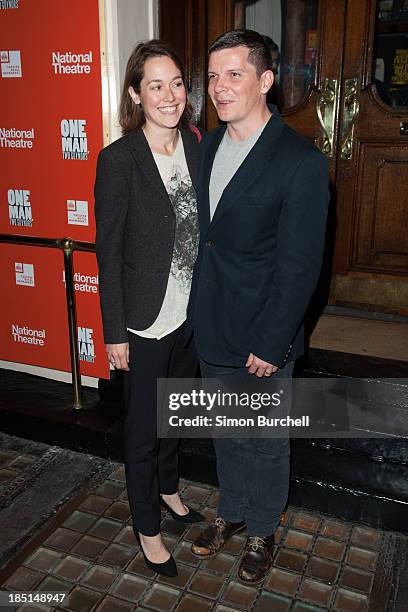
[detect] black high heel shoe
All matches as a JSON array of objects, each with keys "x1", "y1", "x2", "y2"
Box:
[
  {"x1": 160, "y1": 497, "x2": 205, "y2": 524},
  {"x1": 135, "y1": 532, "x2": 178, "y2": 577}
]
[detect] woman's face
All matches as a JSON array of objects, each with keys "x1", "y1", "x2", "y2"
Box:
[{"x1": 129, "y1": 56, "x2": 187, "y2": 131}]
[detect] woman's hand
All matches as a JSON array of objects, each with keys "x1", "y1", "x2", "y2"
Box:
[{"x1": 106, "y1": 343, "x2": 130, "y2": 370}]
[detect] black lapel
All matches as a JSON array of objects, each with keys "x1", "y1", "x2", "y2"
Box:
[
  {"x1": 209, "y1": 111, "x2": 285, "y2": 231},
  {"x1": 128, "y1": 129, "x2": 170, "y2": 203},
  {"x1": 199, "y1": 125, "x2": 226, "y2": 236},
  {"x1": 128, "y1": 128, "x2": 200, "y2": 206}
]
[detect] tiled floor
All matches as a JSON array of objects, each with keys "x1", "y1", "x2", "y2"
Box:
[
  {"x1": 0, "y1": 434, "x2": 114, "y2": 572},
  {"x1": 0, "y1": 444, "x2": 404, "y2": 612}
]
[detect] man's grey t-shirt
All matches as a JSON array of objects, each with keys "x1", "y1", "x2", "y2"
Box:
[{"x1": 209, "y1": 120, "x2": 268, "y2": 220}]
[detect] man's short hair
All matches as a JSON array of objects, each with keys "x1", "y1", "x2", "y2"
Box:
[{"x1": 209, "y1": 29, "x2": 273, "y2": 77}]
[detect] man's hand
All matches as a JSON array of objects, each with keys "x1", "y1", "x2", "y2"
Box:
[
  {"x1": 246, "y1": 353, "x2": 278, "y2": 377},
  {"x1": 106, "y1": 343, "x2": 129, "y2": 371}
]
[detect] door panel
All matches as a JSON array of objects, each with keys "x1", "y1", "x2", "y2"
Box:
[{"x1": 354, "y1": 145, "x2": 408, "y2": 270}]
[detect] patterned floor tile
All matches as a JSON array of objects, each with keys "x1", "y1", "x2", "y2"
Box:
[{"x1": 0, "y1": 449, "x2": 404, "y2": 612}]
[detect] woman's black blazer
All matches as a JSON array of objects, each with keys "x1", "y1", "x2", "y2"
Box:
[{"x1": 94, "y1": 128, "x2": 199, "y2": 344}]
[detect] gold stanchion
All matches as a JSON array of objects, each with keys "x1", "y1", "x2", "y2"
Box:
[{"x1": 59, "y1": 238, "x2": 82, "y2": 410}]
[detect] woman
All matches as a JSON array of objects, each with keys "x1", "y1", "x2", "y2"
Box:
[{"x1": 94, "y1": 40, "x2": 203, "y2": 578}]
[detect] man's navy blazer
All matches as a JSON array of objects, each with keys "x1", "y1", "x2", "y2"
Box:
[{"x1": 188, "y1": 107, "x2": 330, "y2": 368}]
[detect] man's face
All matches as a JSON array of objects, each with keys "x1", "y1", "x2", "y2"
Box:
[{"x1": 208, "y1": 46, "x2": 273, "y2": 127}]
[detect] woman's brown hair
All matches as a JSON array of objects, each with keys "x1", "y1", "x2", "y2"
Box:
[{"x1": 119, "y1": 40, "x2": 193, "y2": 135}]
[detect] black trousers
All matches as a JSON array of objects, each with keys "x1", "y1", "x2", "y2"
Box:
[{"x1": 124, "y1": 325, "x2": 197, "y2": 536}]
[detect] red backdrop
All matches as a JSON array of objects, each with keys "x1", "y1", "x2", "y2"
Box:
[{"x1": 0, "y1": 1, "x2": 109, "y2": 378}]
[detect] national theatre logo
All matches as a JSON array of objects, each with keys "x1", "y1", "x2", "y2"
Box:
[
  {"x1": 78, "y1": 327, "x2": 95, "y2": 363},
  {"x1": 0, "y1": 127, "x2": 35, "y2": 149},
  {"x1": 52, "y1": 51, "x2": 93, "y2": 75},
  {"x1": 61, "y1": 119, "x2": 88, "y2": 160},
  {"x1": 67, "y1": 199, "x2": 88, "y2": 225},
  {"x1": 11, "y1": 324, "x2": 45, "y2": 346},
  {"x1": 15, "y1": 262, "x2": 35, "y2": 287},
  {"x1": 1, "y1": 50, "x2": 22, "y2": 78},
  {"x1": 8, "y1": 188, "x2": 32, "y2": 227},
  {"x1": 62, "y1": 270, "x2": 99, "y2": 294},
  {"x1": 0, "y1": 0, "x2": 19, "y2": 8}
]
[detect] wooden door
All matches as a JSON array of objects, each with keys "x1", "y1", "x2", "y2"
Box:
[{"x1": 332, "y1": 0, "x2": 408, "y2": 315}]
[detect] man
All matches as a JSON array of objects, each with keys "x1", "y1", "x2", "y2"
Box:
[{"x1": 188, "y1": 30, "x2": 329, "y2": 584}]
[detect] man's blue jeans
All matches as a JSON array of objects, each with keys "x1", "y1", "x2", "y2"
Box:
[{"x1": 199, "y1": 358, "x2": 294, "y2": 537}]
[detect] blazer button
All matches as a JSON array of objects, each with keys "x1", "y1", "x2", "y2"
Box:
[{"x1": 206, "y1": 240, "x2": 214, "y2": 247}]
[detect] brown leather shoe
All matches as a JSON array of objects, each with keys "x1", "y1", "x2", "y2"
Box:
[
  {"x1": 191, "y1": 517, "x2": 246, "y2": 558},
  {"x1": 237, "y1": 535, "x2": 275, "y2": 584}
]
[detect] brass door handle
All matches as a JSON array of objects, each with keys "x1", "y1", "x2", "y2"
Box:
[
  {"x1": 316, "y1": 78, "x2": 338, "y2": 158},
  {"x1": 340, "y1": 78, "x2": 359, "y2": 160}
]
